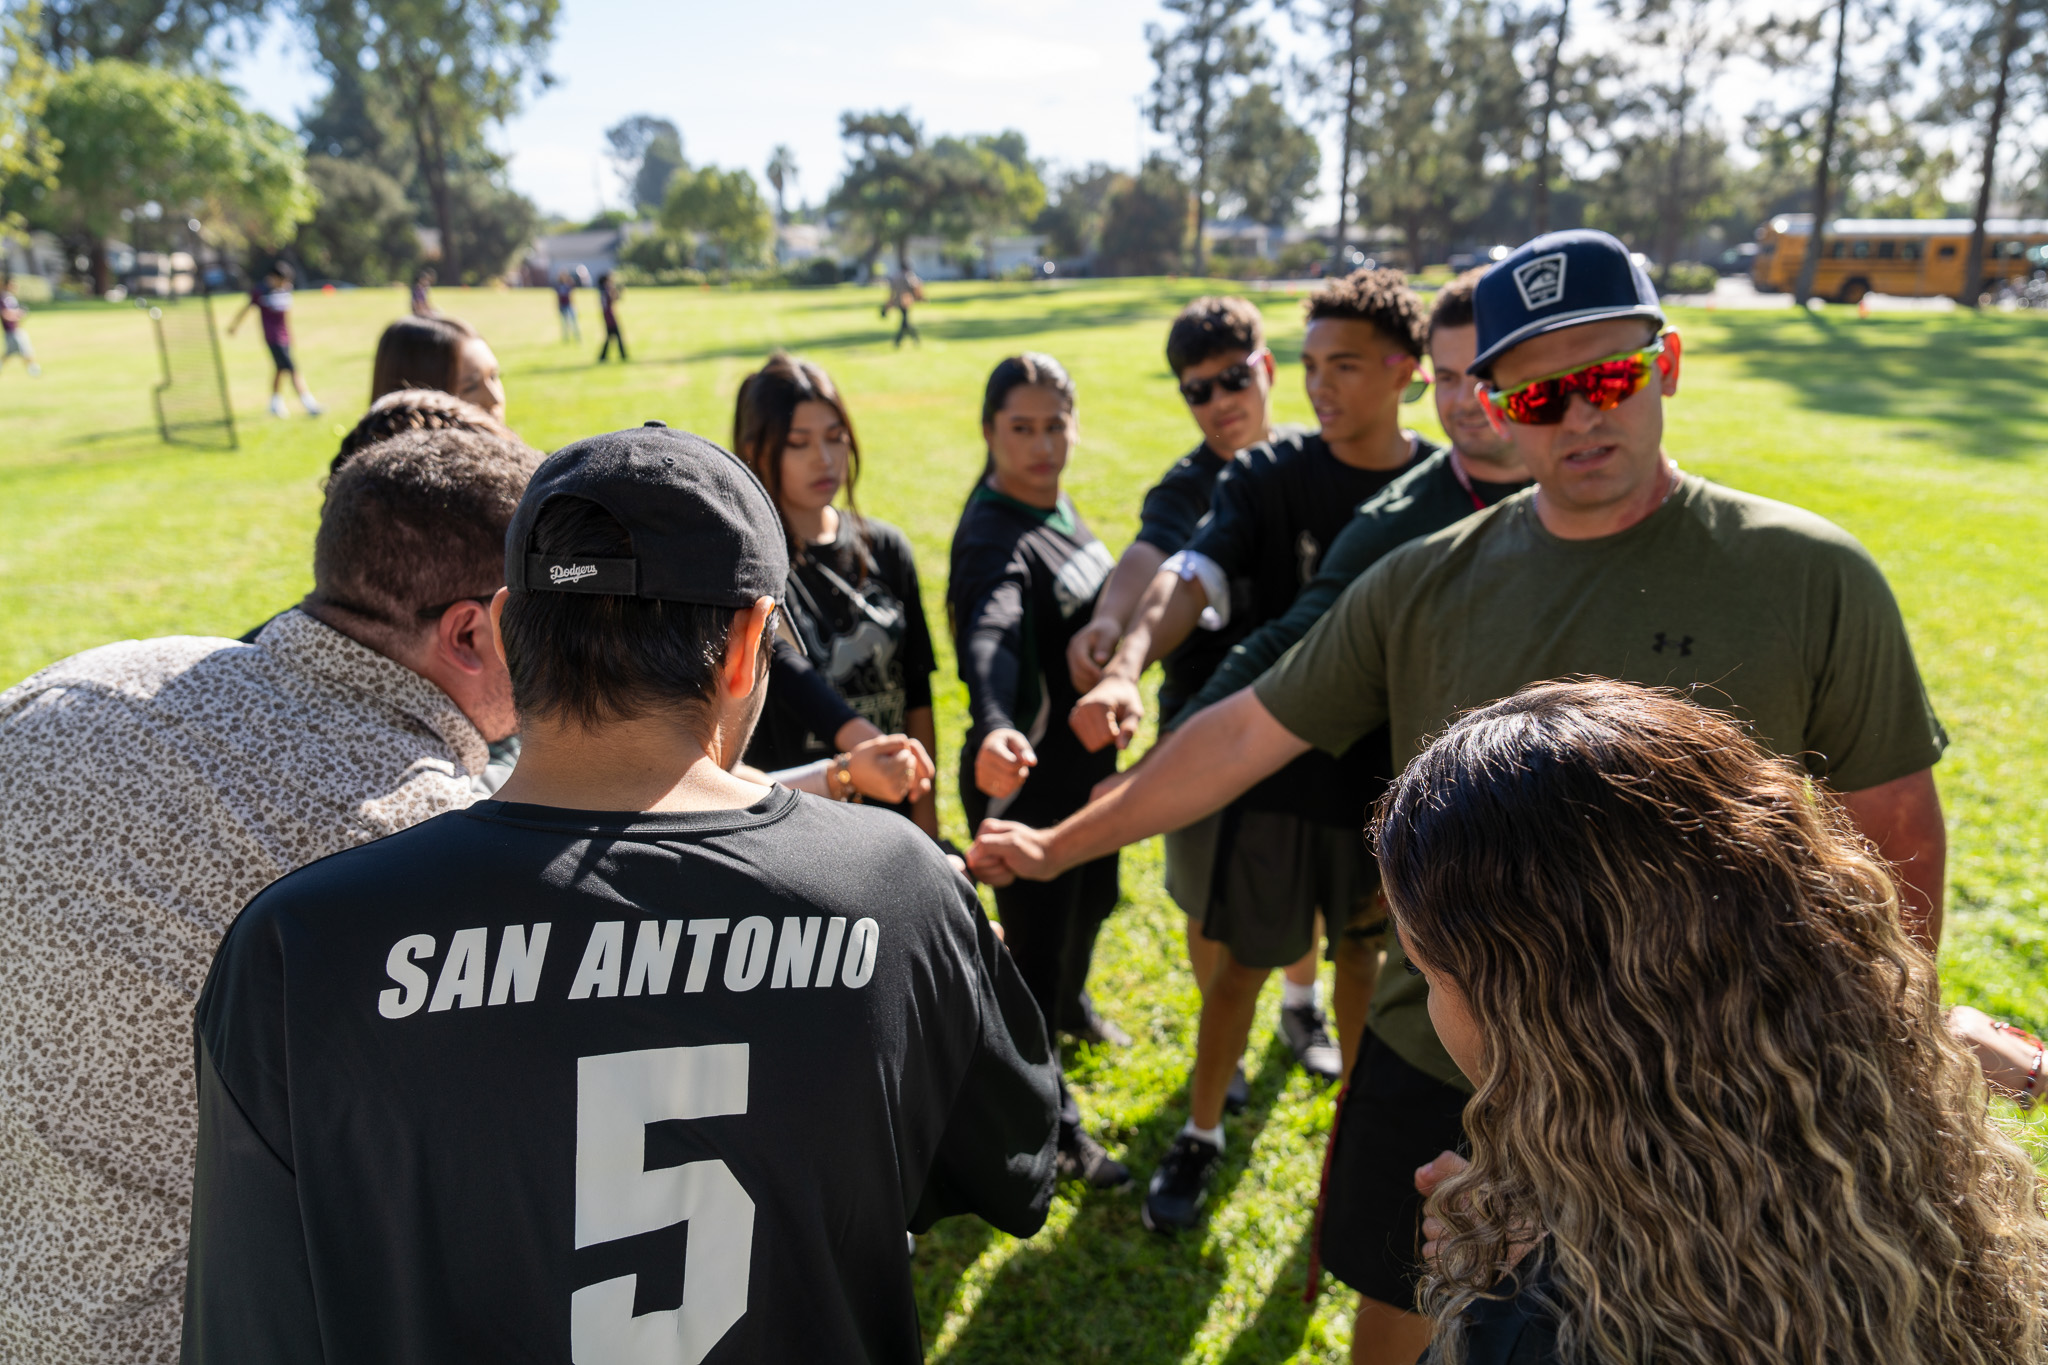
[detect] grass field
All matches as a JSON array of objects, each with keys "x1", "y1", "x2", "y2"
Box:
[{"x1": 3, "y1": 279, "x2": 2046, "y2": 1363}]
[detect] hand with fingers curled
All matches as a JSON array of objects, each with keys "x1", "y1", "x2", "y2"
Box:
[
  {"x1": 1065, "y1": 616, "x2": 1122, "y2": 692},
  {"x1": 974, "y1": 728, "x2": 1037, "y2": 801},
  {"x1": 966, "y1": 819, "x2": 1060, "y2": 888},
  {"x1": 1417, "y1": 1150, "x2": 1542, "y2": 1273},
  {"x1": 845, "y1": 733, "x2": 935, "y2": 805},
  {"x1": 1068, "y1": 674, "x2": 1144, "y2": 754}
]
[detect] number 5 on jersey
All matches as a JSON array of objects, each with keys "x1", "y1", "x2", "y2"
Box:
[{"x1": 573, "y1": 1044, "x2": 753, "y2": 1365}]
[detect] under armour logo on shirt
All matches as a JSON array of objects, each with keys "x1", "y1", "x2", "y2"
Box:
[{"x1": 1652, "y1": 632, "x2": 1693, "y2": 657}]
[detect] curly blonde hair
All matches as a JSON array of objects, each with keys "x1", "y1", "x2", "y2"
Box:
[{"x1": 1374, "y1": 678, "x2": 2048, "y2": 1365}]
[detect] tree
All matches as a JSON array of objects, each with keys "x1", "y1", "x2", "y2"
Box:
[
  {"x1": 1213, "y1": 81, "x2": 1320, "y2": 224},
  {"x1": 440, "y1": 166, "x2": 538, "y2": 283},
  {"x1": 605, "y1": 114, "x2": 683, "y2": 213},
  {"x1": 1, "y1": 0, "x2": 62, "y2": 246},
  {"x1": 1097, "y1": 154, "x2": 1190, "y2": 275},
  {"x1": 1146, "y1": 0, "x2": 1270, "y2": 274},
  {"x1": 661, "y1": 164, "x2": 772, "y2": 272},
  {"x1": 1034, "y1": 164, "x2": 1125, "y2": 261},
  {"x1": 298, "y1": 0, "x2": 558, "y2": 283},
  {"x1": 935, "y1": 131, "x2": 1046, "y2": 275},
  {"x1": 765, "y1": 143, "x2": 796, "y2": 223},
  {"x1": 37, "y1": 0, "x2": 265, "y2": 68},
  {"x1": 295, "y1": 154, "x2": 416, "y2": 283},
  {"x1": 1935, "y1": 0, "x2": 2046, "y2": 302},
  {"x1": 827, "y1": 110, "x2": 1006, "y2": 274},
  {"x1": 37, "y1": 59, "x2": 313, "y2": 292}
]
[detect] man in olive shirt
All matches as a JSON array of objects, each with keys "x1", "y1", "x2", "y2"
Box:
[{"x1": 970, "y1": 229, "x2": 1947, "y2": 1365}]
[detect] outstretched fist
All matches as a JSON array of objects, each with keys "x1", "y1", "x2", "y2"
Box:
[
  {"x1": 1069, "y1": 674, "x2": 1144, "y2": 753},
  {"x1": 967, "y1": 818, "x2": 1058, "y2": 887},
  {"x1": 975, "y1": 728, "x2": 1037, "y2": 800}
]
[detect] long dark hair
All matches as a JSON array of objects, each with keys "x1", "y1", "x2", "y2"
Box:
[
  {"x1": 1375, "y1": 678, "x2": 2048, "y2": 1365},
  {"x1": 369, "y1": 314, "x2": 478, "y2": 403},
  {"x1": 969, "y1": 351, "x2": 1077, "y2": 504},
  {"x1": 731, "y1": 350, "x2": 866, "y2": 572}
]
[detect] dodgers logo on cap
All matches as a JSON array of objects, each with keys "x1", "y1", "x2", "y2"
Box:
[{"x1": 1512, "y1": 253, "x2": 1567, "y2": 310}]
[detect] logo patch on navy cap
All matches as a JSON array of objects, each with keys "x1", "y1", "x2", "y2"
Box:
[{"x1": 1512, "y1": 252, "x2": 1568, "y2": 310}]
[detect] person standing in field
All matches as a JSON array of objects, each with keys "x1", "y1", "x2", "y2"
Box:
[
  {"x1": 597, "y1": 271, "x2": 627, "y2": 362},
  {"x1": 731, "y1": 351, "x2": 946, "y2": 832},
  {"x1": 227, "y1": 261, "x2": 323, "y2": 418},
  {"x1": 0, "y1": 428, "x2": 542, "y2": 1365},
  {"x1": 883, "y1": 263, "x2": 923, "y2": 348},
  {"x1": 972, "y1": 229, "x2": 1951, "y2": 1364},
  {"x1": 950, "y1": 352, "x2": 1129, "y2": 1189},
  {"x1": 1069, "y1": 270, "x2": 1435, "y2": 1234},
  {"x1": 1, "y1": 274, "x2": 40, "y2": 377},
  {"x1": 554, "y1": 269, "x2": 580, "y2": 342},
  {"x1": 181, "y1": 424, "x2": 1062, "y2": 1363},
  {"x1": 1064, "y1": 296, "x2": 1334, "y2": 1127},
  {"x1": 410, "y1": 266, "x2": 435, "y2": 317}
]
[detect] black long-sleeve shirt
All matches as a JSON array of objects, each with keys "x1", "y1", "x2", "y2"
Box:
[
  {"x1": 183, "y1": 789, "x2": 1059, "y2": 1364},
  {"x1": 948, "y1": 485, "x2": 1116, "y2": 822}
]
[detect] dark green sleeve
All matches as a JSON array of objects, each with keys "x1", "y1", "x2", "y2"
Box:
[{"x1": 1801, "y1": 536, "x2": 1948, "y2": 792}]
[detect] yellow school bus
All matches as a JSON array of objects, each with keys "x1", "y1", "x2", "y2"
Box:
[{"x1": 1752, "y1": 214, "x2": 2048, "y2": 302}]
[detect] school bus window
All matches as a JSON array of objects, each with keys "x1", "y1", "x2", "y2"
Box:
[
  {"x1": 1900, "y1": 241, "x2": 1922, "y2": 261},
  {"x1": 1876, "y1": 241, "x2": 1896, "y2": 260},
  {"x1": 1829, "y1": 240, "x2": 1849, "y2": 258},
  {"x1": 1998, "y1": 240, "x2": 2026, "y2": 259},
  {"x1": 1851, "y1": 240, "x2": 1873, "y2": 258},
  {"x1": 1938, "y1": 244, "x2": 1958, "y2": 258}
]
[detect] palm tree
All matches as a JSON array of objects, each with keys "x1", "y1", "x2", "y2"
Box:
[{"x1": 766, "y1": 145, "x2": 797, "y2": 224}]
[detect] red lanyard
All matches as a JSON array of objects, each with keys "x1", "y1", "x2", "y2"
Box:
[{"x1": 1447, "y1": 450, "x2": 1486, "y2": 512}]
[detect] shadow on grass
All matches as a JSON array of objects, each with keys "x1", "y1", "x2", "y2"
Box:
[
  {"x1": 928, "y1": 1033, "x2": 1318, "y2": 1365},
  {"x1": 1712, "y1": 309, "x2": 2048, "y2": 460},
  {"x1": 1219, "y1": 1225, "x2": 1323, "y2": 1365}
]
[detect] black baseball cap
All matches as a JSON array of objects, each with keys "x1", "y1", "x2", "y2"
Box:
[
  {"x1": 505, "y1": 421, "x2": 788, "y2": 607},
  {"x1": 1470, "y1": 229, "x2": 1665, "y2": 380}
]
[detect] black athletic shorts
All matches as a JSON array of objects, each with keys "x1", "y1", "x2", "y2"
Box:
[
  {"x1": 1201, "y1": 807, "x2": 1381, "y2": 969},
  {"x1": 1318, "y1": 1034, "x2": 1471, "y2": 1310},
  {"x1": 267, "y1": 340, "x2": 295, "y2": 372}
]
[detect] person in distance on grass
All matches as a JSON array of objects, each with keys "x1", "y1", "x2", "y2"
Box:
[
  {"x1": 227, "y1": 259, "x2": 323, "y2": 418},
  {"x1": 1065, "y1": 295, "x2": 1330, "y2": 1127},
  {"x1": 1069, "y1": 270, "x2": 1437, "y2": 1234},
  {"x1": 972, "y1": 228, "x2": 1949, "y2": 1364},
  {"x1": 732, "y1": 351, "x2": 944, "y2": 826},
  {"x1": 0, "y1": 428, "x2": 542, "y2": 1365},
  {"x1": 410, "y1": 265, "x2": 436, "y2": 317},
  {"x1": 597, "y1": 270, "x2": 628, "y2": 362},
  {"x1": 181, "y1": 424, "x2": 1061, "y2": 1363},
  {"x1": 1, "y1": 272, "x2": 41, "y2": 377},
  {"x1": 554, "y1": 268, "x2": 581, "y2": 342},
  {"x1": 371, "y1": 311, "x2": 508, "y2": 422},
  {"x1": 949, "y1": 352, "x2": 1130, "y2": 1189},
  {"x1": 1383, "y1": 680, "x2": 2048, "y2": 1365}
]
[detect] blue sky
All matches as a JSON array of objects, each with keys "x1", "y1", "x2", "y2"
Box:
[{"x1": 225, "y1": 0, "x2": 1275, "y2": 224}]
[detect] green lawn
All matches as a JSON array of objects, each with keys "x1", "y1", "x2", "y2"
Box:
[{"x1": 3, "y1": 279, "x2": 2044, "y2": 1363}]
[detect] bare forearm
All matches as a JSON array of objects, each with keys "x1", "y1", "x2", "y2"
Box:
[
  {"x1": 1093, "y1": 543, "x2": 1167, "y2": 634},
  {"x1": 1044, "y1": 689, "x2": 1309, "y2": 870},
  {"x1": 908, "y1": 707, "x2": 940, "y2": 838},
  {"x1": 1106, "y1": 571, "x2": 1206, "y2": 681},
  {"x1": 1839, "y1": 767, "x2": 1945, "y2": 950}
]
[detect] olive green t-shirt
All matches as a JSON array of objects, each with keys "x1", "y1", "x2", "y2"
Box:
[{"x1": 1253, "y1": 472, "x2": 1947, "y2": 1090}]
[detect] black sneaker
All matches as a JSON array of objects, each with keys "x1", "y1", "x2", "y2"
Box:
[
  {"x1": 1280, "y1": 1003, "x2": 1343, "y2": 1081},
  {"x1": 1062, "y1": 994, "x2": 1132, "y2": 1049},
  {"x1": 1142, "y1": 1133, "x2": 1224, "y2": 1232},
  {"x1": 1224, "y1": 1065, "x2": 1250, "y2": 1114},
  {"x1": 1057, "y1": 1126, "x2": 1131, "y2": 1190}
]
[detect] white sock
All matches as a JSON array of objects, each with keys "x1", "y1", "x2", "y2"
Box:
[
  {"x1": 1182, "y1": 1118, "x2": 1224, "y2": 1151},
  {"x1": 1281, "y1": 978, "x2": 1319, "y2": 1011}
]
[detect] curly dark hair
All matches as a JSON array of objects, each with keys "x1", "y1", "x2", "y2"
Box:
[
  {"x1": 1305, "y1": 266, "x2": 1426, "y2": 357},
  {"x1": 1165, "y1": 296, "x2": 1264, "y2": 376},
  {"x1": 332, "y1": 389, "x2": 514, "y2": 474}
]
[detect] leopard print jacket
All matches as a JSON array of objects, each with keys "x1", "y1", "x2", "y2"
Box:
[{"x1": 0, "y1": 609, "x2": 488, "y2": 1363}]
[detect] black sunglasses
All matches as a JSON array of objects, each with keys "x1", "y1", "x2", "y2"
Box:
[{"x1": 1179, "y1": 349, "x2": 1268, "y2": 406}]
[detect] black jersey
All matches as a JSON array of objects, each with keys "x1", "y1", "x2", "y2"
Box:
[
  {"x1": 948, "y1": 485, "x2": 1117, "y2": 822},
  {"x1": 183, "y1": 788, "x2": 1059, "y2": 1365},
  {"x1": 745, "y1": 520, "x2": 937, "y2": 810},
  {"x1": 1183, "y1": 429, "x2": 1438, "y2": 826}
]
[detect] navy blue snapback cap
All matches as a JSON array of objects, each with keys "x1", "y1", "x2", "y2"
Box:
[
  {"x1": 1470, "y1": 229, "x2": 1665, "y2": 380},
  {"x1": 505, "y1": 421, "x2": 788, "y2": 607}
]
